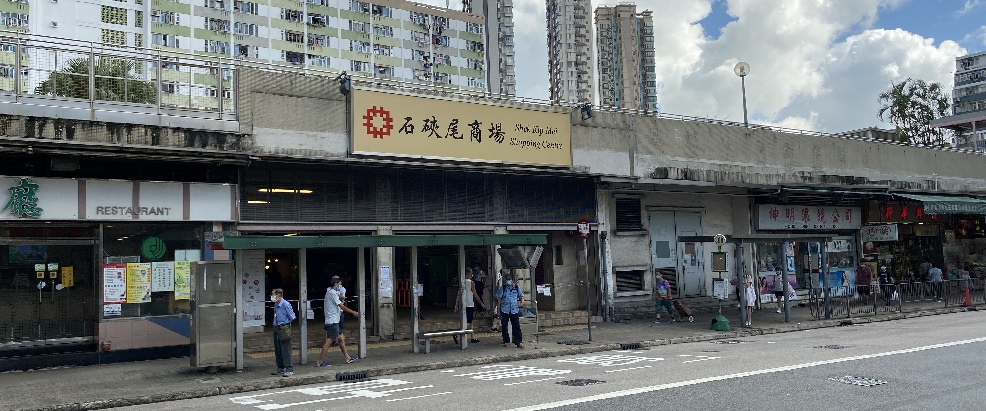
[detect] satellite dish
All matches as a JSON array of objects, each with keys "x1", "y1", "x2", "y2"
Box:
[{"x1": 734, "y1": 61, "x2": 751, "y2": 77}]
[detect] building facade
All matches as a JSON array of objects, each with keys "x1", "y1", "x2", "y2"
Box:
[
  {"x1": 545, "y1": 0, "x2": 593, "y2": 105},
  {"x1": 18, "y1": 0, "x2": 510, "y2": 95},
  {"x1": 466, "y1": 0, "x2": 516, "y2": 97},
  {"x1": 933, "y1": 50, "x2": 986, "y2": 151},
  {"x1": 593, "y1": 3, "x2": 656, "y2": 112}
]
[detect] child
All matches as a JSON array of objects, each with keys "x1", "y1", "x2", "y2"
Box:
[{"x1": 744, "y1": 277, "x2": 756, "y2": 326}]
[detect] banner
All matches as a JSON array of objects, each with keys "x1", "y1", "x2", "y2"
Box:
[
  {"x1": 103, "y1": 264, "x2": 127, "y2": 304},
  {"x1": 126, "y1": 262, "x2": 152, "y2": 303},
  {"x1": 241, "y1": 250, "x2": 266, "y2": 327},
  {"x1": 352, "y1": 89, "x2": 572, "y2": 167},
  {"x1": 174, "y1": 261, "x2": 191, "y2": 300}
]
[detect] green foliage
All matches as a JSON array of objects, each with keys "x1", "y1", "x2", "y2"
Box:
[
  {"x1": 877, "y1": 78, "x2": 953, "y2": 147},
  {"x1": 34, "y1": 57, "x2": 157, "y2": 104}
]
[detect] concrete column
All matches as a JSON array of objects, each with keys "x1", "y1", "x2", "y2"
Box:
[
  {"x1": 298, "y1": 248, "x2": 308, "y2": 364},
  {"x1": 492, "y1": 226, "x2": 508, "y2": 288},
  {"x1": 376, "y1": 226, "x2": 396, "y2": 338},
  {"x1": 595, "y1": 190, "x2": 615, "y2": 318}
]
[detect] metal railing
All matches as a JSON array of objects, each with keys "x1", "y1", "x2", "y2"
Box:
[
  {"x1": 807, "y1": 278, "x2": 984, "y2": 319},
  {"x1": 0, "y1": 30, "x2": 235, "y2": 118}
]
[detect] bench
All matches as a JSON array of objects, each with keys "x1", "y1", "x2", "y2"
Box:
[{"x1": 416, "y1": 329, "x2": 473, "y2": 354}]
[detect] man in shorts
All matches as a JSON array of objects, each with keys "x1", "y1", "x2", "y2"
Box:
[
  {"x1": 315, "y1": 277, "x2": 359, "y2": 367},
  {"x1": 856, "y1": 263, "x2": 872, "y2": 305}
]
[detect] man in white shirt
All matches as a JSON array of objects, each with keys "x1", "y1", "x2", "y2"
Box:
[{"x1": 315, "y1": 277, "x2": 359, "y2": 367}]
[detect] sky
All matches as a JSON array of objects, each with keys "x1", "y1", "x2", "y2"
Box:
[{"x1": 419, "y1": 0, "x2": 985, "y2": 133}]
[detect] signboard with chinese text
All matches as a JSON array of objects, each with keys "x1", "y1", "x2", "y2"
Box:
[
  {"x1": 151, "y1": 261, "x2": 175, "y2": 292},
  {"x1": 0, "y1": 176, "x2": 234, "y2": 221},
  {"x1": 756, "y1": 204, "x2": 861, "y2": 230},
  {"x1": 241, "y1": 250, "x2": 266, "y2": 327},
  {"x1": 174, "y1": 261, "x2": 192, "y2": 300},
  {"x1": 351, "y1": 89, "x2": 572, "y2": 167},
  {"x1": 861, "y1": 224, "x2": 899, "y2": 242}
]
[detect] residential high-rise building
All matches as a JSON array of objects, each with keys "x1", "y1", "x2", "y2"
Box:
[
  {"x1": 932, "y1": 50, "x2": 986, "y2": 151},
  {"x1": 594, "y1": 3, "x2": 656, "y2": 112},
  {"x1": 545, "y1": 0, "x2": 593, "y2": 105},
  {"x1": 465, "y1": 0, "x2": 516, "y2": 97},
  {"x1": 12, "y1": 0, "x2": 510, "y2": 96}
]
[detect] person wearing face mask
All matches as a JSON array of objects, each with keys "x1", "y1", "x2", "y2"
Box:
[
  {"x1": 494, "y1": 273, "x2": 525, "y2": 348},
  {"x1": 270, "y1": 288, "x2": 296, "y2": 377}
]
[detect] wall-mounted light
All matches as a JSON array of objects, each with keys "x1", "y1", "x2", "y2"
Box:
[
  {"x1": 247, "y1": 200, "x2": 269, "y2": 204},
  {"x1": 257, "y1": 188, "x2": 313, "y2": 194}
]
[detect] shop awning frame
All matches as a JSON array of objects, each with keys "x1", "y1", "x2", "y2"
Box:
[
  {"x1": 893, "y1": 193, "x2": 986, "y2": 215},
  {"x1": 220, "y1": 233, "x2": 548, "y2": 249}
]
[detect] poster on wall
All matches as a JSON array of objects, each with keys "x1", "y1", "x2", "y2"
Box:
[
  {"x1": 126, "y1": 262, "x2": 152, "y2": 303},
  {"x1": 241, "y1": 249, "x2": 266, "y2": 327},
  {"x1": 174, "y1": 261, "x2": 191, "y2": 300},
  {"x1": 102, "y1": 263, "x2": 127, "y2": 303},
  {"x1": 379, "y1": 266, "x2": 393, "y2": 298},
  {"x1": 61, "y1": 266, "x2": 74, "y2": 288},
  {"x1": 151, "y1": 261, "x2": 175, "y2": 292},
  {"x1": 103, "y1": 304, "x2": 122, "y2": 317},
  {"x1": 758, "y1": 273, "x2": 798, "y2": 303}
]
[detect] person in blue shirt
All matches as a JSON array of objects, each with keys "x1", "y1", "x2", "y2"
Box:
[
  {"x1": 495, "y1": 272, "x2": 525, "y2": 348},
  {"x1": 271, "y1": 288, "x2": 296, "y2": 377}
]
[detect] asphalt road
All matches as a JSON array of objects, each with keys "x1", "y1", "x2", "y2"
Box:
[{"x1": 113, "y1": 311, "x2": 986, "y2": 411}]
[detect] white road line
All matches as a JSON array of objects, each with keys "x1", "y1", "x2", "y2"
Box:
[
  {"x1": 604, "y1": 365, "x2": 653, "y2": 373},
  {"x1": 505, "y1": 337, "x2": 986, "y2": 411},
  {"x1": 503, "y1": 376, "x2": 569, "y2": 386},
  {"x1": 386, "y1": 392, "x2": 453, "y2": 402}
]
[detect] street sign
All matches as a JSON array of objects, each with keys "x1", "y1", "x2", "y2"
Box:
[{"x1": 576, "y1": 219, "x2": 591, "y2": 239}]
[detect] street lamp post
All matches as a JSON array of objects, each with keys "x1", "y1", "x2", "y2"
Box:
[{"x1": 734, "y1": 62, "x2": 750, "y2": 128}]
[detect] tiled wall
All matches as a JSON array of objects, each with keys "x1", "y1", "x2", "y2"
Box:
[{"x1": 98, "y1": 317, "x2": 189, "y2": 351}]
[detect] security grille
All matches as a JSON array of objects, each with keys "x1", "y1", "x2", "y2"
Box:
[{"x1": 241, "y1": 166, "x2": 596, "y2": 224}]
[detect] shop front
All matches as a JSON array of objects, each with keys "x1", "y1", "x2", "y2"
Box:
[
  {"x1": 0, "y1": 176, "x2": 236, "y2": 359},
  {"x1": 753, "y1": 203, "x2": 863, "y2": 301}
]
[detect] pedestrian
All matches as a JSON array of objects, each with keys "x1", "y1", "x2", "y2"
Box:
[
  {"x1": 744, "y1": 277, "x2": 756, "y2": 326},
  {"x1": 929, "y1": 262, "x2": 943, "y2": 301},
  {"x1": 472, "y1": 265, "x2": 487, "y2": 314},
  {"x1": 331, "y1": 275, "x2": 347, "y2": 347},
  {"x1": 773, "y1": 273, "x2": 786, "y2": 313},
  {"x1": 453, "y1": 268, "x2": 486, "y2": 344},
  {"x1": 495, "y1": 272, "x2": 525, "y2": 348},
  {"x1": 270, "y1": 288, "x2": 295, "y2": 377},
  {"x1": 491, "y1": 268, "x2": 505, "y2": 332},
  {"x1": 879, "y1": 265, "x2": 895, "y2": 305},
  {"x1": 654, "y1": 273, "x2": 675, "y2": 323},
  {"x1": 855, "y1": 263, "x2": 872, "y2": 305},
  {"x1": 918, "y1": 259, "x2": 932, "y2": 283},
  {"x1": 315, "y1": 277, "x2": 360, "y2": 367}
]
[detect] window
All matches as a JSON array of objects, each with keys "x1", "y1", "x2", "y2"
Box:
[
  {"x1": 373, "y1": 25, "x2": 393, "y2": 37},
  {"x1": 350, "y1": 40, "x2": 370, "y2": 53},
  {"x1": 284, "y1": 30, "x2": 304, "y2": 43},
  {"x1": 135, "y1": 11, "x2": 143, "y2": 28},
  {"x1": 308, "y1": 34, "x2": 327, "y2": 47},
  {"x1": 281, "y1": 9, "x2": 303, "y2": 22},
  {"x1": 204, "y1": 40, "x2": 230, "y2": 54},
  {"x1": 307, "y1": 54, "x2": 330, "y2": 67},
  {"x1": 351, "y1": 60, "x2": 369, "y2": 72},
  {"x1": 100, "y1": 5, "x2": 127, "y2": 25},
  {"x1": 553, "y1": 245, "x2": 563, "y2": 265},
  {"x1": 434, "y1": 72, "x2": 450, "y2": 84},
  {"x1": 615, "y1": 269, "x2": 646, "y2": 292},
  {"x1": 283, "y1": 51, "x2": 304, "y2": 64},
  {"x1": 615, "y1": 197, "x2": 643, "y2": 231},
  {"x1": 233, "y1": 22, "x2": 258, "y2": 36},
  {"x1": 135, "y1": 33, "x2": 143, "y2": 47},
  {"x1": 234, "y1": 1, "x2": 259, "y2": 14},
  {"x1": 152, "y1": 11, "x2": 180, "y2": 25},
  {"x1": 101, "y1": 29, "x2": 126, "y2": 45},
  {"x1": 371, "y1": 4, "x2": 391, "y2": 17},
  {"x1": 349, "y1": 21, "x2": 368, "y2": 33},
  {"x1": 372, "y1": 44, "x2": 391, "y2": 56},
  {"x1": 205, "y1": 18, "x2": 230, "y2": 32},
  {"x1": 205, "y1": 0, "x2": 230, "y2": 10},
  {"x1": 307, "y1": 13, "x2": 327, "y2": 26},
  {"x1": 152, "y1": 34, "x2": 180, "y2": 48}
]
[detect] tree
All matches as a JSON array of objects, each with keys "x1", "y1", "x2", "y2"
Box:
[
  {"x1": 877, "y1": 78, "x2": 953, "y2": 147},
  {"x1": 34, "y1": 57, "x2": 157, "y2": 104}
]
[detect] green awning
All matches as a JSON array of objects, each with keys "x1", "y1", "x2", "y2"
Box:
[
  {"x1": 220, "y1": 234, "x2": 548, "y2": 249},
  {"x1": 894, "y1": 193, "x2": 986, "y2": 215}
]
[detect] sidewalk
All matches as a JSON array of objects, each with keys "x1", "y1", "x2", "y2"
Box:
[{"x1": 2, "y1": 303, "x2": 974, "y2": 411}]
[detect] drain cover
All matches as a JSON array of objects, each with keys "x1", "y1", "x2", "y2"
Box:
[
  {"x1": 336, "y1": 371, "x2": 368, "y2": 382},
  {"x1": 558, "y1": 340, "x2": 590, "y2": 345},
  {"x1": 620, "y1": 343, "x2": 642, "y2": 350},
  {"x1": 557, "y1": 379, "x2": 605, "y2": 387},
  {"x1": 710, "y1": 340, "x2": 751, "y2": 344},
  {"x1": 828, "y1": 375, "x2": 888, "y2": 387},
  {"x1": 700, "y1": 350, "x2": 720, "y2": 353},
  {"x1": 816, "y1": 345, "x2": 850, "y2": 349}
]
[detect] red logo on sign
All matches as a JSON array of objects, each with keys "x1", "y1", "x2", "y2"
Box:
[{"x1": 362, "y1": 106, "x2": 394, "y2": 139}]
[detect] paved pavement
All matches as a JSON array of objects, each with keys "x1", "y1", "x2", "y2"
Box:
[{"x1": 1, "y1": 302, "x2": 974, "y2": 411}]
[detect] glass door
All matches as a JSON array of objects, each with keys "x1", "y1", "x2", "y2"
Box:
[{"x1": 1, "y1": 241, "x2": 96, "y2": 353}]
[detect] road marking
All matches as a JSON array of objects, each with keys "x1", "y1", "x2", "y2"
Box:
[
  {"x1": 385, "y1": 391, "x2": 453, "y2": 402},
  {"x1": 680, "y1": 354, "x2": 720, "y2": 364},
  {"x1": 506, "y1": 337, "x2": 986, "y2": 411},
  {"x1": 453, "y1": 365, "x2": 571, "y2": 381},
  {"x1": 604, "y1": 365, "x2": 653, "y2": 373},
  {"x1": 503, "y1": 376, "x2": 569, "y2": 386},
  {"x1": 558, "y1": 354, "x2": 664, "y2": 367},
  {"x1": 228, "y1": 378, "x2": 427, "y2": 409}
]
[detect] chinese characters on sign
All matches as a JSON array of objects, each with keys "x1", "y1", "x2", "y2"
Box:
[
  {"x1": 103, "y1": 264, "x2": 127, "y2": 316},
  {"x1": 126, "y1": 263, "x2": 152, "y2": 303},
  {"x1": 860, "y1": 224, "x2": 899, "y2": 242},
  {"x1": 352, "y1": 89, "x2": 572, "y2": 167},
  {"x1": 757, "y1": 204, "x2": 862, "y2": 230},
  {"x1": 3, "y1": 178, "x2": 43, "y2": 218}
]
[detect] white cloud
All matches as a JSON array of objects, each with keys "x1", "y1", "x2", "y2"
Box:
[{"x1": 958, "y1": 0, "x2": 983, "y2": 15}]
